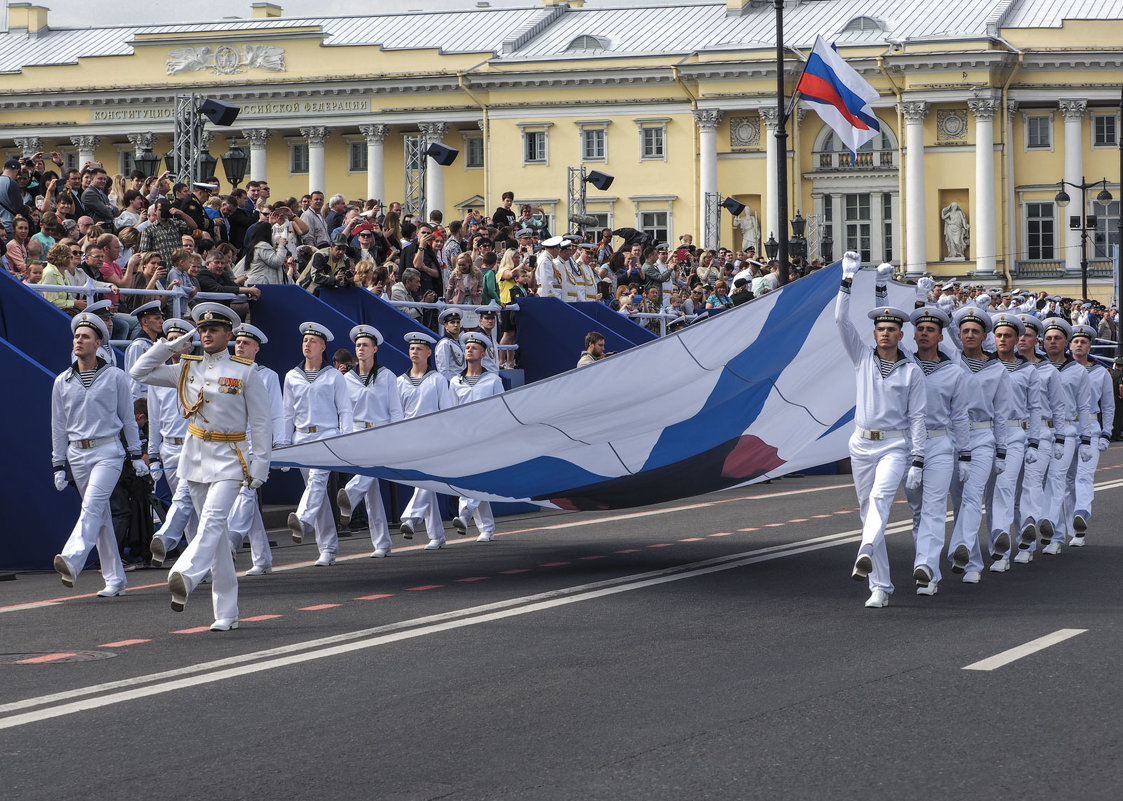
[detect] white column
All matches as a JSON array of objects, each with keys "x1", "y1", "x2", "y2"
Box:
[
  {"x1": 13, "y1": 136, "x2": 42, "y2": 157},
  {"x1": 1005, "y1": 101, "x2": 1019, "y2": 277},
  {"x1": 1060, "y1": 99, "x2": 1087, "y2": 274},
  {"x1": 70, "y1": 135, "x2": 101, "y2": 169},
  {"x1": 694, "y1": 109, "x2": 722, "y2": 248},
  {"x1": 243, "y1": 129, "x2": 272, "y2": 182},
  {"x1": 419, "y1": 122, "x2": 449, "y2": 219},
  {"x1": 968, "y1": 97, "x2": 1000, "y2": 276},
  {"x1": 759, "y1": 107, "x2": 780, "y2": 243},
  {"x1": 359, "y1": 123, "x2": 389, "y2": 203},
  {"x1": 901, "y1": 101, "x2": 929, "y2": 274},
  {"x1": 301, "y1": 126, "x2": 328, "y2": 195}
]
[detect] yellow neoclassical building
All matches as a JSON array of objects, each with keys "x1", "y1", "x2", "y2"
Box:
[{"x1": 2, "y1": 0, "x2": 1121, "y2": 297}]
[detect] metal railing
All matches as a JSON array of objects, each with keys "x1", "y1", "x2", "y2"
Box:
[
  {"x1": 385, "y1": 299, "x2": 521, "y2": 353},
  {"x1": 25, "y1": 274, "x2": 243, "y2": 322},
  {"x1": 625, "y1": 310, "x2": 705, "y2": 337}
]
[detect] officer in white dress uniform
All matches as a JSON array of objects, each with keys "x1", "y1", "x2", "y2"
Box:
[
  {"x1": 1038, "y1": 318, "x2": 1096, "y2": 554},
  {"x1": 336, "y1": 324, "x2": 404, "y2": 558},
  {"x1": 147, "y1": 317, "x2": 199, "y2": 565},
  {"x1": 1068, "y1": 324, "x2": 1113, "y2": 544},
  {"x1": 398, "y1": 331, "x2": 457, "y2": 549},
  {"x1": 434, "y1": 308, "x2": 465, "y2": 381},
  {"x1": 226, "y1": 323, "x2": 287, "y2": 575},
  {"x1": 284, "y1": 321, "x2": 353, "y2": 567},
  {"x1": 51, "y1": 311, "x2": 147, "y2": 596},
  {"x1": 475, "y1": 302, "x2": 502, "y2": 373},
  {"x1": 535, "y1": 236, "x2": 565, "y2": 298},
  {"x1": 124, "y1": 300, "x2": 164, "y2": 401},
  {"x1": 130, "y1": 303, "x2": 272, "y2": 631},
  {"x1": 559, "y1": 239, "x2": 583, "y2": 303},
  {"x1": 450, "y1": 331, "x2": 506, "y2": 542},
  {"x1": 835, "y1": 253, "x2": 927, "y2": 608}
]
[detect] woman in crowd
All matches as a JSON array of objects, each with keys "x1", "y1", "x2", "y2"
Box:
[
  {"x1": 244, "y1": 220, "x2": 290, "y2": 284},
  {"x1": 6, "y1": 214, "x2": 31, "y2": 275},
  {"x1": 695, "y1": 250, "x2": 720, "y2": 288},
  {"x1": 705, "y1": 279, "x2": 734, "y2": 310},
  {"x1": 447, "y1": 252, "x2": 483, "y2": 305}
]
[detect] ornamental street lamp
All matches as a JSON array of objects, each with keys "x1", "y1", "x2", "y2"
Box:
[
  {"x1": 133, "y1": 148, "x2": 159, "y2": 179},
  {"x1": 221, "y1": 143, "x2": 248, "y2": 188},
  {"x1": 1055, "y1": 176, "x2": 1113, "y2": 300},
  {"x1": 764, "y1": 234, "x2": 779, "y2": 261},
  {"x1": 789, "y1": 211, "x2": 807, "y2": 263}
]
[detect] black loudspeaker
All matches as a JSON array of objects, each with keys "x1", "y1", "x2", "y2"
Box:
[
  {"x1": 199, "y1": 98, "x2": 240, "y2": 127},
  {"x1": 426, "y1": 143, "x2": 458, "y2": 166},
  {"x1": 586, "y1": 170, "x2": 614, "y2": 191},
  {"x1": 722, "y1": 197, "x2": 747, "y2": 216}
]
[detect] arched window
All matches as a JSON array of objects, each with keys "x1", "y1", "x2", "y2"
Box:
[
  {"x1": 567, "y1": 35, "x2": 609, "y2": 52},
  {"x1": 842, "y1": 16, "x2": 885, "y2": 33}
]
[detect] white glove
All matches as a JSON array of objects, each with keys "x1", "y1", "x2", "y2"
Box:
[
  {"x1": 247, "y1": 477, "x2": 264, "y2": 490},
  {"x1": 916, "y1": 276, "x2": 935, "y2": 302},
  {"x1": 1023, "y1": 446, "x2": 1038, "y2": 465},
  {"x1": 279, "y1": 465, "x2": 290, "y2": 473},
  {"x1": 1080, "y1": 442, "x2": 1093, "y2": 462},
  {"x1": 994, "y1": 455, "x2": 1005, "y2": 475},
  {"x1": 166, "y1": 334, "x2": 195, "y2": 355},
  {"x1": 958, "y1": 460, "x2": 971, "y2": 483},
  {"x1": 1053, "y1": 440, "x2": 1065, "y2": 460},
  {"x1": 975, "y1": 294, "x2": 993, "y2": 310},
  {"x1": 841, "y1": 251, "x2": 861, "y2": 280},
  {"x1": 905, "y1": 465, "x2": 923, "y2": 490},
  {"x1": 148, "y1": 460, "x2": 163, "y2": 483},
  {"x1": 131, "y1": 458, "x2": 149, "y2": 477},
  {"x1": 54, "y1": 470, "x2": 68, "y2": 492},
  {"x1": 1098, "y1": 437, "x2": 1110, "y2": 453},
  {"x1": 876, "y1": 262, "x2": 895, "y2": 283}
]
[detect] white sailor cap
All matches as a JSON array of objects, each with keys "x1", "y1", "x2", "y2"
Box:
[
  {"x1": 404, "y1": 331, "x2": 437, "y2": 348},
  {"x1": 1010, "y1": 287, "x2": 1021, "y2": 295},
  {"x1": 86, "y1": 299, "x2": 113, "y2": 316},
  {"x1": 990, "y1": 312, "x2": 1025, "y2": 336},
  {"x1": 562, "y1": 234, "x2": 583, "y2": 243},
  {"x1": 866, "y1": 306, "x2": 910, "y2": 326},
  {"x1": 910, "y1": 306, "x2": 951, "y2": 328},
  {"x1": 192, "y1": 182, "x2": 219, "y2": 191},
  {"x1": 349, "y1": 324, "x2": 383, "y2": 345},
  {"x1": 1080, "y1": 302, "x2": 1091, "y2": 310},
  {"x1": 1016, "y1": 314, "x2": 1044, "y2": 335},
  {"x1": 131, "y1": 300, "x2": 164, "y2": 319},
  {"x1": 298, "y1": 321, "x2": 334, "y2": 342},
  {"x1": 1047, "y1": 295, "x2": 1061, "y2": 302},
  {"x1": 191, "y1": 302, "x2": 240, "y2": 328},
  {"x1": 515, "y1": 227, "x2": 535, "y2": 238},
  {"x1": 459, "y1": 330, "x2": 493, "y2": 350},
  {"x1": 162, "y1": 317, "x2": 195, "y2": 337},
  {"x1": 1070, "y1": 324, "x2": 1097, "y2": 340},
  {"x1": 234, "y1": 323, "x2": 268, "y2": 344},
  {"x1": 1042, "y1": 317, "x2": 1073, "y2": 338},
  {"x1": 438, "y1": 308, "x2": 462, "y2": 325},
  {"x1": 953, "y1": 306, "x2": 993, "y2": 333},
  {"x1": 477, "y1": 301, "x2": 501, "y2": 318},
  {"x1": 541, "y1": 235, "x2": 566, "y2": 248},
  {"x1": 941, "y1": 281, "x2": 956, "y2": 291},
  {"x1": 71, "y1": 311, "x2": 110, "y2": 342}
]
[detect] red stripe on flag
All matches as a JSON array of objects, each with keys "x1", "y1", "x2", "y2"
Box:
[{"x1": 796, "y1": 73, "x2": 871, "y2": 131}]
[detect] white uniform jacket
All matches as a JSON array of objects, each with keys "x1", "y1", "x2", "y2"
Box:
[
  {"x1": 1002, "y1": 357, "x2": 1043, "y2": 440},
  {"x1": 123, "y1": 335, "x2": 155, "y2": 401},
  {"x1": 1085, "y1": 361, "x2": 1115, "y2": 441},
  {"x1": 1052, "y1": 358, "x2": 1097, "y2": 441},
  {"x1": 909, "y1": 350, "x2": 971, "y2": 457},
  {"x1": 398, "y1": 370, "x2": 456, "y2": 419},
  {"x1": 1031, "y1": 359, "x2": 1067, "y2": 441},
  {"x1": 434, "y1": 336, "x2": 466, "y2": 381},
  {"x1": 959, "y1": 354, "x2": 1013, "y2": 453},
  {"x1": 535, "y1": 251, "x2": 562, "y2": 299},
  {"x1": 450, "y1": 371, "x2": 505, "y2": 405},
  {"x1": 283, "y1": 366, "x2": 353, "y2": 440},
  {"x1": 51, "y1": 359, "x2": 142, "y2": 467},
  {"x1": 130, "y1": 342, "x2": 272, "y2": 483},
  {"x1": 147, "y1": 382, "x2": 190, "y2": 460},
  {"x1": 345, "y1": 366, "x2": 405, "y2": 429}
]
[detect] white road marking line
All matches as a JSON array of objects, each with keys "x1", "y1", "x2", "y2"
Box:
[{"x1": 963, "y1": 629, "x2": 1088, "y2": 671}]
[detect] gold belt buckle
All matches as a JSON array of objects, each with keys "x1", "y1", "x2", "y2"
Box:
[
  {"x1": 201, "y1": 430, "x2": 213, "y2": 441},
  {"x1": 307, "y1": 425, "x2": 318, "y2": 434},
  {"x1": 363, "y1": 422, "x2": 374, "y2": 429},
  {"x1": 79, "y1": 438, "x2": 92, "y2": 449},
  {"x1": 869, "y1": 430, "x2": 882, "y2": 441}
]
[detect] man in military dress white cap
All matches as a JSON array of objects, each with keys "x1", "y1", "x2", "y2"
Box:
[
  {"x1": 124, "y1": 299, "x2": 165, "y2": 401},
  {"x1": 434, "y1": 308, "x2": 465, "y2": 380},
  {"x1": 51, "y1": 311, "x2": 146, "y2": 596},
  {"x1": 535, "y1": 236, "x2": 566, "y2": 299},
  {"x1": 130, "y1": 302, "x2": 272, "y2": 631}
]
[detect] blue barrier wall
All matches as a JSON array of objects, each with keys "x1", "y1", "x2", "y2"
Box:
[
  {"x1": 572, "y1": 301, "x2": 657, "y2": 346},
  {"x1": 513, "y1": 296, "x2": 640, "y2": 383},
  {"x1": 315, "y1": 287, "x2": 413, "y2": 373},
  {"x1": 0, "y1": 337, "x2": 81, "y2": 569}
]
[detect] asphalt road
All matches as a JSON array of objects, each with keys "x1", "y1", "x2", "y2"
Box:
[{"x1": 3, "y1": 448, "x2": 1123, "y2": 800}]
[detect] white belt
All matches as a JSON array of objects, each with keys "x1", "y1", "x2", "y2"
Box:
[
  {"x1": 354, "y1": 421, "x2": 376, "y2": 430},
  {"x1": 969, "y1": 420, "x2": 993, "y2": 430},
  {"x1": 69, "y1": 435, "x2": 117, "y2": 449},
  {"x1": 1007, "y1": 420, "x2": 1028, "y2": 430},
  {"x1": 856, "y1": 426, "x2": 906, "y2": 441},
  {"x1": 1041, "y1": 418, "x2": 1054, "y2": 428},
  {"x1": 297, "y1": 425, "x2": 335, "y2": 434},
  {"x1": 926, "y1": 429, "x2": 946, "y2": 437}
]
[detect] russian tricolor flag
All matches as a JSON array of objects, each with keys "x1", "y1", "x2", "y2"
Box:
[{"x1": 796, "y1": 35, "x2": 881, "y2": 161}]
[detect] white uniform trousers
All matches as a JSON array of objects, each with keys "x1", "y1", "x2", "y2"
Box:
[
  {"x1": 1041, "y1": 425, "x2": 1078, "y2": 542},
  {"x1": 458, "y1": 496, "x2": 495, "y2": 536},
  {"x1": 948, "y1": 431, "x2": 995, "y2": 574},
  {"x1": 154, "y1": 469, "x2": 199, "y2": 551},
  {"x1": 985, "y1": 431, "x2": 1026, "y2": 554},
  {"x1": 1074, "y1": 443, "x2": 1101, "y2": 520},
  {"x1": 161, "y1": 443, "x2": 183, "y2": 497},
  {"x1": 170, "y1": 479, "x2": 241, "y2": 621},
  {"x1": 849, "y1": 434, "x2": 907, "y2": 594},
  {"x1": 402, "y1": 488, "x2": 445, "y2": 544},
  {"x1": 60, "y1": 441, "x2": 126, "y2": 590},
  {"x1": 293, "y1": 428, "x2": 340, "y2": 556},
  {"x1": 1014, "y1": 435, "x2": 1052, "y2": 553},
  {"x1": 905, "y1": 435, "x2": 953, "y2": 585},
  {"x1": 342, "y1": 475, "x2": 391, "y2": 553},
  {"x1": 227, "y1": 486, "x2": 272, "y2": 568}
]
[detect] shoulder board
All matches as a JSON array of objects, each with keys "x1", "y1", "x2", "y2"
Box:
[
  {"x1": 230, "y1": 355, "x2": 253, "y2": 365},
  {"x1": 181, "y1": 354, "x2": 202, "y2": 361}
]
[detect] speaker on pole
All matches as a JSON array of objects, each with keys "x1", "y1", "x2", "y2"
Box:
[
  {"x1": 426, "y1": 143, "x2": 458, "y2": 166},
  {"x1": 585, "y1": 170, "x2": 614, "y2": 191},
  {"x1": 199, "y1": 98, "x2": 240, "y2": 127},
  {"x1": 721, "y1": 197, "x2": 746, "y2": 216}
]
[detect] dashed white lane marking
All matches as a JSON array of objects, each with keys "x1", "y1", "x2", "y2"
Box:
[{"x1": 963, "y1": 629, "x2": 1088, "y2": 671}]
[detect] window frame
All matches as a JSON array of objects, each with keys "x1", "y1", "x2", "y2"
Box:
[
  {"x1": 288, "y1": 141, "x2": 309, "y2": 175},
  {"x1": 1025, "y1": 201, "x2": 1056, "y2": 261},
  {"x1": 1024, "y1": 114, "x2": 1054, "y2": 152},
  {"x1": 518, "y1": 122, "x2": 553, "y2": 167}
]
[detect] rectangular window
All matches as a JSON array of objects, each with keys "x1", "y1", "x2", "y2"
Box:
[
  {"x1": 290, "y1": 143, "x2": 309, "y2": 175},
  {"x1": 639, "y1": 210, "x2": 669, "y2": 244},
  {"x1": 1026, "y1": 202, "x2": 1055, "y2": 260},
  {"x1": 582, "y1": 128, "x2": 605, "y2": 161},
  {"x1": 1094, "y1": 114, "x2": 1118, "y2": 147},
  {"x1": 464, "y1": 136, "x2": 484, "y2": 168},
  {"x1": 120, "y1": 151, "x2": 135, "y2": 176},
  {"x1": 1094, "y1": 199, "x2": 1119, "y2": 259},
  {"x1": 1026, "y1": 116, "x2": 1052, "y2": 149},
  {"x1": 641, "y1": 127, "x2": 664, "y2": 160},
  {"x1": 524, "y1": 130, "x2": 547, "y2": 164},
  {"x1": 584, "y1": 211, "x2": 611, "y2": 232},
  {"x1": 844, "y1": 193, "x2": 871, "y2": 263},
  {"x1": 882, "y1": 193, "x2": 893, "y2": 262},
  {"x1": 348, "y1": 141, "x2": 367, "y2": 173},
  {"x1": 65, "y1": 152, "x2": 78, "y2": 171}
]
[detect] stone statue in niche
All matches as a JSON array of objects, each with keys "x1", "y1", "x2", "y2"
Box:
[
  {"x1": 941, "y1": 201, "x2": 969, "y2": 261},
  {"x1": 732, "y1": 210, "x2": 760, "y2": 254}
]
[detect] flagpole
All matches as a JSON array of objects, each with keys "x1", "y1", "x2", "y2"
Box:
[{"x1": 774, "y1": 0, "x2": 790, "y2": 285}]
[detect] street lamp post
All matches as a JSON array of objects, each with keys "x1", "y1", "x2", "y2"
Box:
[
  {"x1": 1055, "y1": 176, "x2": 1113, "y2": 300},
  {"x1": 773, "y1": 0, "x2": 790, "y2": 285}
]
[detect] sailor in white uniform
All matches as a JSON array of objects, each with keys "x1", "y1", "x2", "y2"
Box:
[
  {"x1": 226, "y1": 323, "x2": 287, "y2": 575},
  {"x1": 130, "y1": 303, "x2": 272, "y2": 631},
  {"x1": 398, "y1": 331, "x2": 457, "y2": 549},
  {"x1": 1038, "y1": 318, "x2": 1096, "y2": 554},
  {"x1": 284, "y1": 321, "x2": 353, "y2": 567},
  {"x1": 51, "y1": 311, "x2": 146, "y2": 596},
  {"x1": 336, "y1": 324, "x2": 404, "y2": 558},
  {"x1": 433, "y1": 308, "x2": 465, "y2": 381},
  {"x1": 535, "y1": 236, "x2": 565, "y2": 298},
  {"x1": 147, "y1": 317, "x2": 199, "y2": 565},
  {"x1": 836, "y1": 253, "x2": 927, "y2": 608},
  {"x1": 123, "y1": 300, "x2": 165, "y2": 402},
  {"x1": 475, "y1": 302, "x2": 502, "y2": 373},
  {"x1": 1068, "y1": 324, "x2": 1113, "y2": 545},
  {"x1": 450, "y1": 331, "x2": 506, "y2": 542}
]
